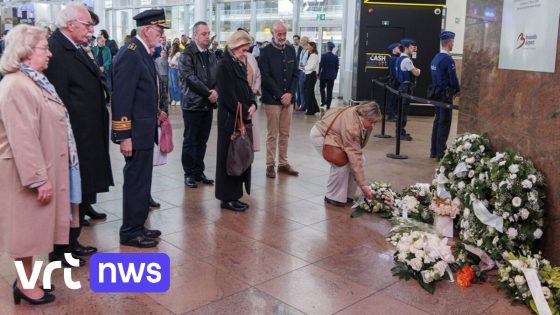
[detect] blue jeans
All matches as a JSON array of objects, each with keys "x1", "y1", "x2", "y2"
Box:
[
  {"x1": 168, "y1": 67, "x2": 181, "y2": 102},
  {"x1": 297, "y1": 70, "x2": 306, "y2": 108},
  {"x1": 181, "y1": 110, "x2": 213, "y2": 177}
]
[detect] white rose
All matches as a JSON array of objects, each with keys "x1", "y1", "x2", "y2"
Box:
[
  {"x1": 509, "y1": 164, "x2": 519, "y2": 174},
  {"x1": 514, "y1": 275, "x2": 526, "y2": 286},
  {"x1": 469, "y1": 134, "x2": 477, "y2": 141},
  {"x1": 468, "y1": 170, "x2": 475, "y2": 178},
  {"x1": 519, "y1": 208, "x2": 529, "y2": 220},
  {"x1": 528, "y1": 174, "x2": 537, "y2": 183},
  {"x1": 479, "y1": 173, "x2": 486, "y2": 181},
  {"x1": 410, "y1": 257, "x2": 423, "y2": 271},
  {"x1": 434, "y1": 261, "x2": 448, "y2": 275},
  {"x1": 476, "y1": 239, "x2": 483, "y2": 247},
  {"x1": 479, "y1": 145, "x2": 485, "y2": 152},
  {"x1": 512, "y1": 197, "x2": 522, "y2": 208},
  {"x1": 421, "y1": 270, "x2": 434, "y2": 283},
  {"x1": 502, "y1": 212, "x2": 510, "y2": 219},
  {"x1": 542, "y1": 287, "x2": 552, "y2": 300},
  {"x1": 510, "y1": 174, "x2": 517, "y2": 180},
  {"x1": 492, "y1": 183, "x2": 498, "y2": 191},
  {"x1": 507, "y1": 227, "x2": 518, "y2": 240},
  {"x1": 499, "y1": 161, "x2": 506, "y2": 166},
  {"x1": 463, "y1": 207, "x2": 470, "y2": 217},
  {"x1": 465, "y1": 157, "x2": 475, "y2": 164},
  {"x1": 492, "y1": 236, "x2": 499, "y2": 245},
  {"x1": 439, "y1": 166, "x2": 446, "y2": 173},
  {"x1": 463, "y1": 142, "x2": 472, "y2": 150},
  {"x1": 522, "y1": 180, "x2": 533, "y2": 189},
  {"x1": 456, "y1": 146, "x2": 463, "y2": 152},
  {"x1": 458, "y1": 181, "x2": 466, "y2": 190},
  {"x1": 533, "y1": 228, "x2": 543, "y2": 239}
]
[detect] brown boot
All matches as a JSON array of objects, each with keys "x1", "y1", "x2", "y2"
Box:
[
  {"x1": 266, "y1": 165, "x2": 276, "y2": 178},
  {"x1": 277, "y1": 164, "x2": 299, "y2": 176}
]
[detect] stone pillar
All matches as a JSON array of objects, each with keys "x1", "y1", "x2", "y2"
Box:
[
  {"x1": 194, "y1": 0, "x2": 208, "y2": 23},
  {"x1": 93, "y1": 0, "x2": 105, "y2": 32},
  {"x1": 460, "y1": 0, "x2": 560, "y2": 264}
]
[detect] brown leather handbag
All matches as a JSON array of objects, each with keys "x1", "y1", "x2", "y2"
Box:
[
  {"x1": 322, "y1": 107, "x2": 352, "y2": 166},
  {"x1": 227, "y1": 102, "x2": 254, "y2": 176}
]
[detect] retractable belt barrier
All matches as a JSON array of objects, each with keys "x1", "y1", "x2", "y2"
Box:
[{"x1": 370, "y1": 78, "x2": 459, "y2": 160}]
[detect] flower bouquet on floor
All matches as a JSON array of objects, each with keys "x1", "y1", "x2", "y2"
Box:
[
  {"x1": 387, "y1": 223, "x2": 455, "y2": 294},
  {"x1": 430, "y1": 197, "x2": 460, "y2": 237},
  {"x1": 457, "y1": 150, "x2": 546, "y2": 265},
  {"x1": 396, "y1": 184, "x2": 434, "y2": 224},
  {"x1": 498, "y1": 252, "x2": 560, "y2": 314},
  {"x1": 351, "y1": 182, "x2": 399, "y2": 218}
]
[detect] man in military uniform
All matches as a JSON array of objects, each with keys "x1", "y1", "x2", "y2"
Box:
[
  {"x1": 111, "y1": 9, "x2": 169, "y2": 248},
  {"x1": 430, "y1": 31, "x2": 460, "y2": 160},
  {"x1": 395, "y1": 38, "x2": 421, "y2": 141}
]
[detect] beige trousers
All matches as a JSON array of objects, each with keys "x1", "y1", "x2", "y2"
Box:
[
  {"x1": 310, "y1": 126, "x2": 359, "y2": 203},
  {"x1": 265, "y1": 104, "x2": 293, "y2": 167}
]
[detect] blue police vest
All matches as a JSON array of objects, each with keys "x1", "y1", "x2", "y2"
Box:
[
  {"x1": 396, "y1": 55, "x2": 413, "y2": 83},
  {"x1": 430, "y1": 52, "x2": 460, "y2": 91},
  {"x1": 388, "y1": 55, "x2": 398, "y2": 78}
]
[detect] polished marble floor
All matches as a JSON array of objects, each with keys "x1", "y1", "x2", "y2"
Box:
[{"x1": 0, "y1": 102, "x2": 531, "y2": 314}]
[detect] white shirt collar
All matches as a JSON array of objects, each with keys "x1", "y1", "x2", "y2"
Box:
[
  {"x1": 60, "y1": 30, "x2": 80, "y2": 49},
  {"x1": 136, "y1": 35, "x2": 151, "y2": 54},
  {"x1": 196, "y1": 43, "x2": 207, "y2": 52},
  {"x1": 440, "y1": 49, "x2": 450, "y2": 55}
]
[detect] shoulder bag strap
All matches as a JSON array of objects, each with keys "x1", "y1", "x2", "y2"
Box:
[{"x1": 323, "y1": 106, "x2": 352, "y2": 138}]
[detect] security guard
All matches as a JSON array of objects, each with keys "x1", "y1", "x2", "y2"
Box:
[
  {"x1": 386, "y1": 42, "x2": 400, "y2": 121},
  {"x1": 111, "y1": 9, "x2": 169, "y2": 248},
  {"x1": 429, "y1": 31, "x2": 460, "y2": 160},
  {"x1": 395, "y1": 38, "x2": 421, "y2": 141}
]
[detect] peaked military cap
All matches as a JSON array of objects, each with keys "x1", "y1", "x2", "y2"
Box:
[
  {"x1": 440, "y1": 31, "x2": 456, "y2": 40},
  {"x1": 133, "y1": 9, "x2": 170, "y2": 29},
  {"x1": 387, "y1": 42, "x2": 399, "y2": 51},
  {"x1": 327, "y1": 41, "x2": 335, "y2": 49},
  {"x1": 400, "y1": 38, "x2": 417, "y2": 46}
]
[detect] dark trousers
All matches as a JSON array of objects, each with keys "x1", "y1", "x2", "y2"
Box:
[
  {"x1": 430, "y1": 99, "x2": 453, "y2": 158},
  {"x1": 319, "y1": 79, "x2": 335, "y2": 109},
  {"x1": 297, "y1": 71, "x2": 306, "y2": 108},
  {"x1": 398, "y1": 82, "x2": 413, "y2": 135},
  {"x1": 52, "y1": 193, "x2": 96, "y2": 255},
  {"x1": 120, "y1": 149, "x2": 153, "y2": 241},
  {"x1": 181, "y1": 110, "x2": 213, "y2": 177},
  {"x1": 387, "y1": 80, "x2": 399, "y2": 119},
  {"x1": 304, "y1": 72, "x2": 319, "y2": 115}
]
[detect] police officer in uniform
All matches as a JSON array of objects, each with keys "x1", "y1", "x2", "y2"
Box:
[
  {"x1": 386, "y1": 42, "x2": 400, "y2": 121},
  {"x1": 429, "y1": 31, "x2": 460, "y2": 160},
  {"x1": 395, "y1": 38, "x2": 421, "y2": 141},
  {"x1": 111, "y1": 9, "x2": 169, "y2": 248}
]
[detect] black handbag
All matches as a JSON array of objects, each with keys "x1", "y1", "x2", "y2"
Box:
[{"x1": 227, "y1": 102, "x2": 254, "y2": 176}]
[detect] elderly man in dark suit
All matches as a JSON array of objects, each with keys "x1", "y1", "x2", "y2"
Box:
[
  {"x1": 44, "y1": 3, "x2": 113, "y2": 267},
  {"x1": 111, "y1": 9, "x2": 169, "y2": 248},
  {"x1": 319, "y1": 41, "x2": 339, "y2": 110}
]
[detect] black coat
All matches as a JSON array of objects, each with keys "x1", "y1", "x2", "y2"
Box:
[
  {"x1": 215, "y1": 51, "x2": 256, "y2": 201},
  {"x1": 111, "y1": 37, "x2": 159, "y2": 150},
  {"x1": 258, "y1": 42, "x2": 299, "y2": 105},
  {"x1": 44, "y1": 29, "x2": 114, "y2": 195},
  {"x1": 179, "y1": 43, "x2": 218, "y2": 111}
]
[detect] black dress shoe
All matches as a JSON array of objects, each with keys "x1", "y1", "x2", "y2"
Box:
[
  {"x1": 80, "y1": 218, "x2": 90, "y2": 226},
  {"x1": 185, "y1": 176, "x2": 198, "y2": 188},
  {"x1": 149, "y1": 197, "x2": 161, "y2": 208},
  {"x1": 143, "y1": 228, "x2": 162, "y2": 238},
  {"x1": 85, "y1": 205, "x2": 107, "y2": 220},
  {"x1": 324, "y1": 196, "x2": 346, "y2": 207},
  {"x1": 197, "y1": 173, "x2": 214, "y2": 185},
  {"x1": 120, "y1": 235, "x2": 159, "y2": 248},
  {"x1": 237, "y1": 200, "x2": 249, "y2": 208},
  {"x1": 72, "y1": 243, "x2": 97, "y2": 256},
  {"x1": 220, "y1": 201, "x2": 247, "y2": 212},
  {"x1": 13, "y1": 284, "x2": 55, "y2": 305},
  {"x1": 48, "y1": 252, "x2": 85, "y2": 268}
]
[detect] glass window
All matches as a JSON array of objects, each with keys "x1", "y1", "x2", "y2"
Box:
[
  {"x1": 255, "y1": 0, "x2": 293, "y2": 43},
  {"x1": 300, "y1": 0, "x2": 343, "y2": 22}
]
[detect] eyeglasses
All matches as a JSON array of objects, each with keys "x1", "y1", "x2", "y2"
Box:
[{"x1": 73, "y1": 19, "x2": 95, "y2": 28}]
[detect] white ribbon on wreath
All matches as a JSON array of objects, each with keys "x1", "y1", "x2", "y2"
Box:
[
  {"x1": 509, "y1": 260, "x2": 552, "y2": 315},
  {"x1": 472, "y1": 199, "x2": 504, "y2": 233}
]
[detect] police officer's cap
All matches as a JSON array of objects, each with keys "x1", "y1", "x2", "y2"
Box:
[
  {"x1": 133, "y1": 9, "x2": 170, "y2": 29},
  {"x1": 440, "y1": 31, "x2": 455, "y2": 40},
  {"x1": 400, "y1": 38, "x2": 417, "y2": 47},
  {"x1": 387, "y1": 43, "x2": 399, "y2": 51},
  {"x1": 327, "y1": 41, "x2": 335, "y2": 49}
]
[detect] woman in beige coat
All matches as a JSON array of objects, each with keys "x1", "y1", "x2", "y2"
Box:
[
  {"x1": 310, "y1": 102, "x2": 380, "y2": 207},
  {"x1": 0, "y1": 24, "x2": 75, "y2": 305}
]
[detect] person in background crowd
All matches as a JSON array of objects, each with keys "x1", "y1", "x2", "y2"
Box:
[
  {"x1": 0, "y1": 24, "x2": 72, "y2": 305},
  {"x1": 296, "y1": 36, "x2": 309, "y2": 111},
  {"x1": 93, "y1": 34, "x2": 112, "y2": 91},
  {"x1": 154, "y1": 38, "x2": 170, "y2": 113},
  {"x1": 430, "y1": 31, "x2": 460, "y2": 161},
  {"x1": 258, "y1": 20, "x2": 300, "y2": 179},
  {"x1": 179, "y1": 21, "x2": 218, "y2": 188},
  {"x1": 395, "y1": 38, "x2": 421, "y2": 141},
  {"x1": 211, "y1": 40, "x2": 224, "y2": 60},
  {"x1": 111, "y1": 9, "x2": 169, "y2": 248},
  {"x1": 123, "y1": 34, "x2": 132, "y2": 45},
  {"x1": 386, "y1": 42, "x2": 400, "y2": 121},
  {"x1": 215, "y1": 30, "x2": 257, "y2": 212},
  {"x1": 168, "y1": 42, "x2": 181, "y2": 106},
  {"x1": 44, "y1": 3, "x2": 113, "y2": 267},
  {"x1": 319, "y1": 41, "x2": 339, "y2": 110},
  {"x1": 100, "y1": 29, "x2": 118, "y2": 58},
  {"x1": 303, "y1": 41, "x2": 320, "y2": 115},
  {"x1": 45, "y1": 26, "x2": 53, "y2": 38},
  {"x1": 130, "y1": 29, "x2": 137, "y2": 38},
  {"x1": 309, "y1": 102, "x2": 379, "y2": 207},
  {"x1": 180, "y1": 34, "x2": 188, "y2": 50},
  {"x1": 251, "y1": 41, "x2": 262, "y2": 60},
  {"x1": 0, "y1": 30, "x2": 8, "y2": 56}
]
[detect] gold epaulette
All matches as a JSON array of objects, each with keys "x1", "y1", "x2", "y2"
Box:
[
  {"x1": 128, "y1": 43, "x2": 137, "y2": 50},
  {"x1": 112, "y1": 117, "x2": 132, "y2": 131}
]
